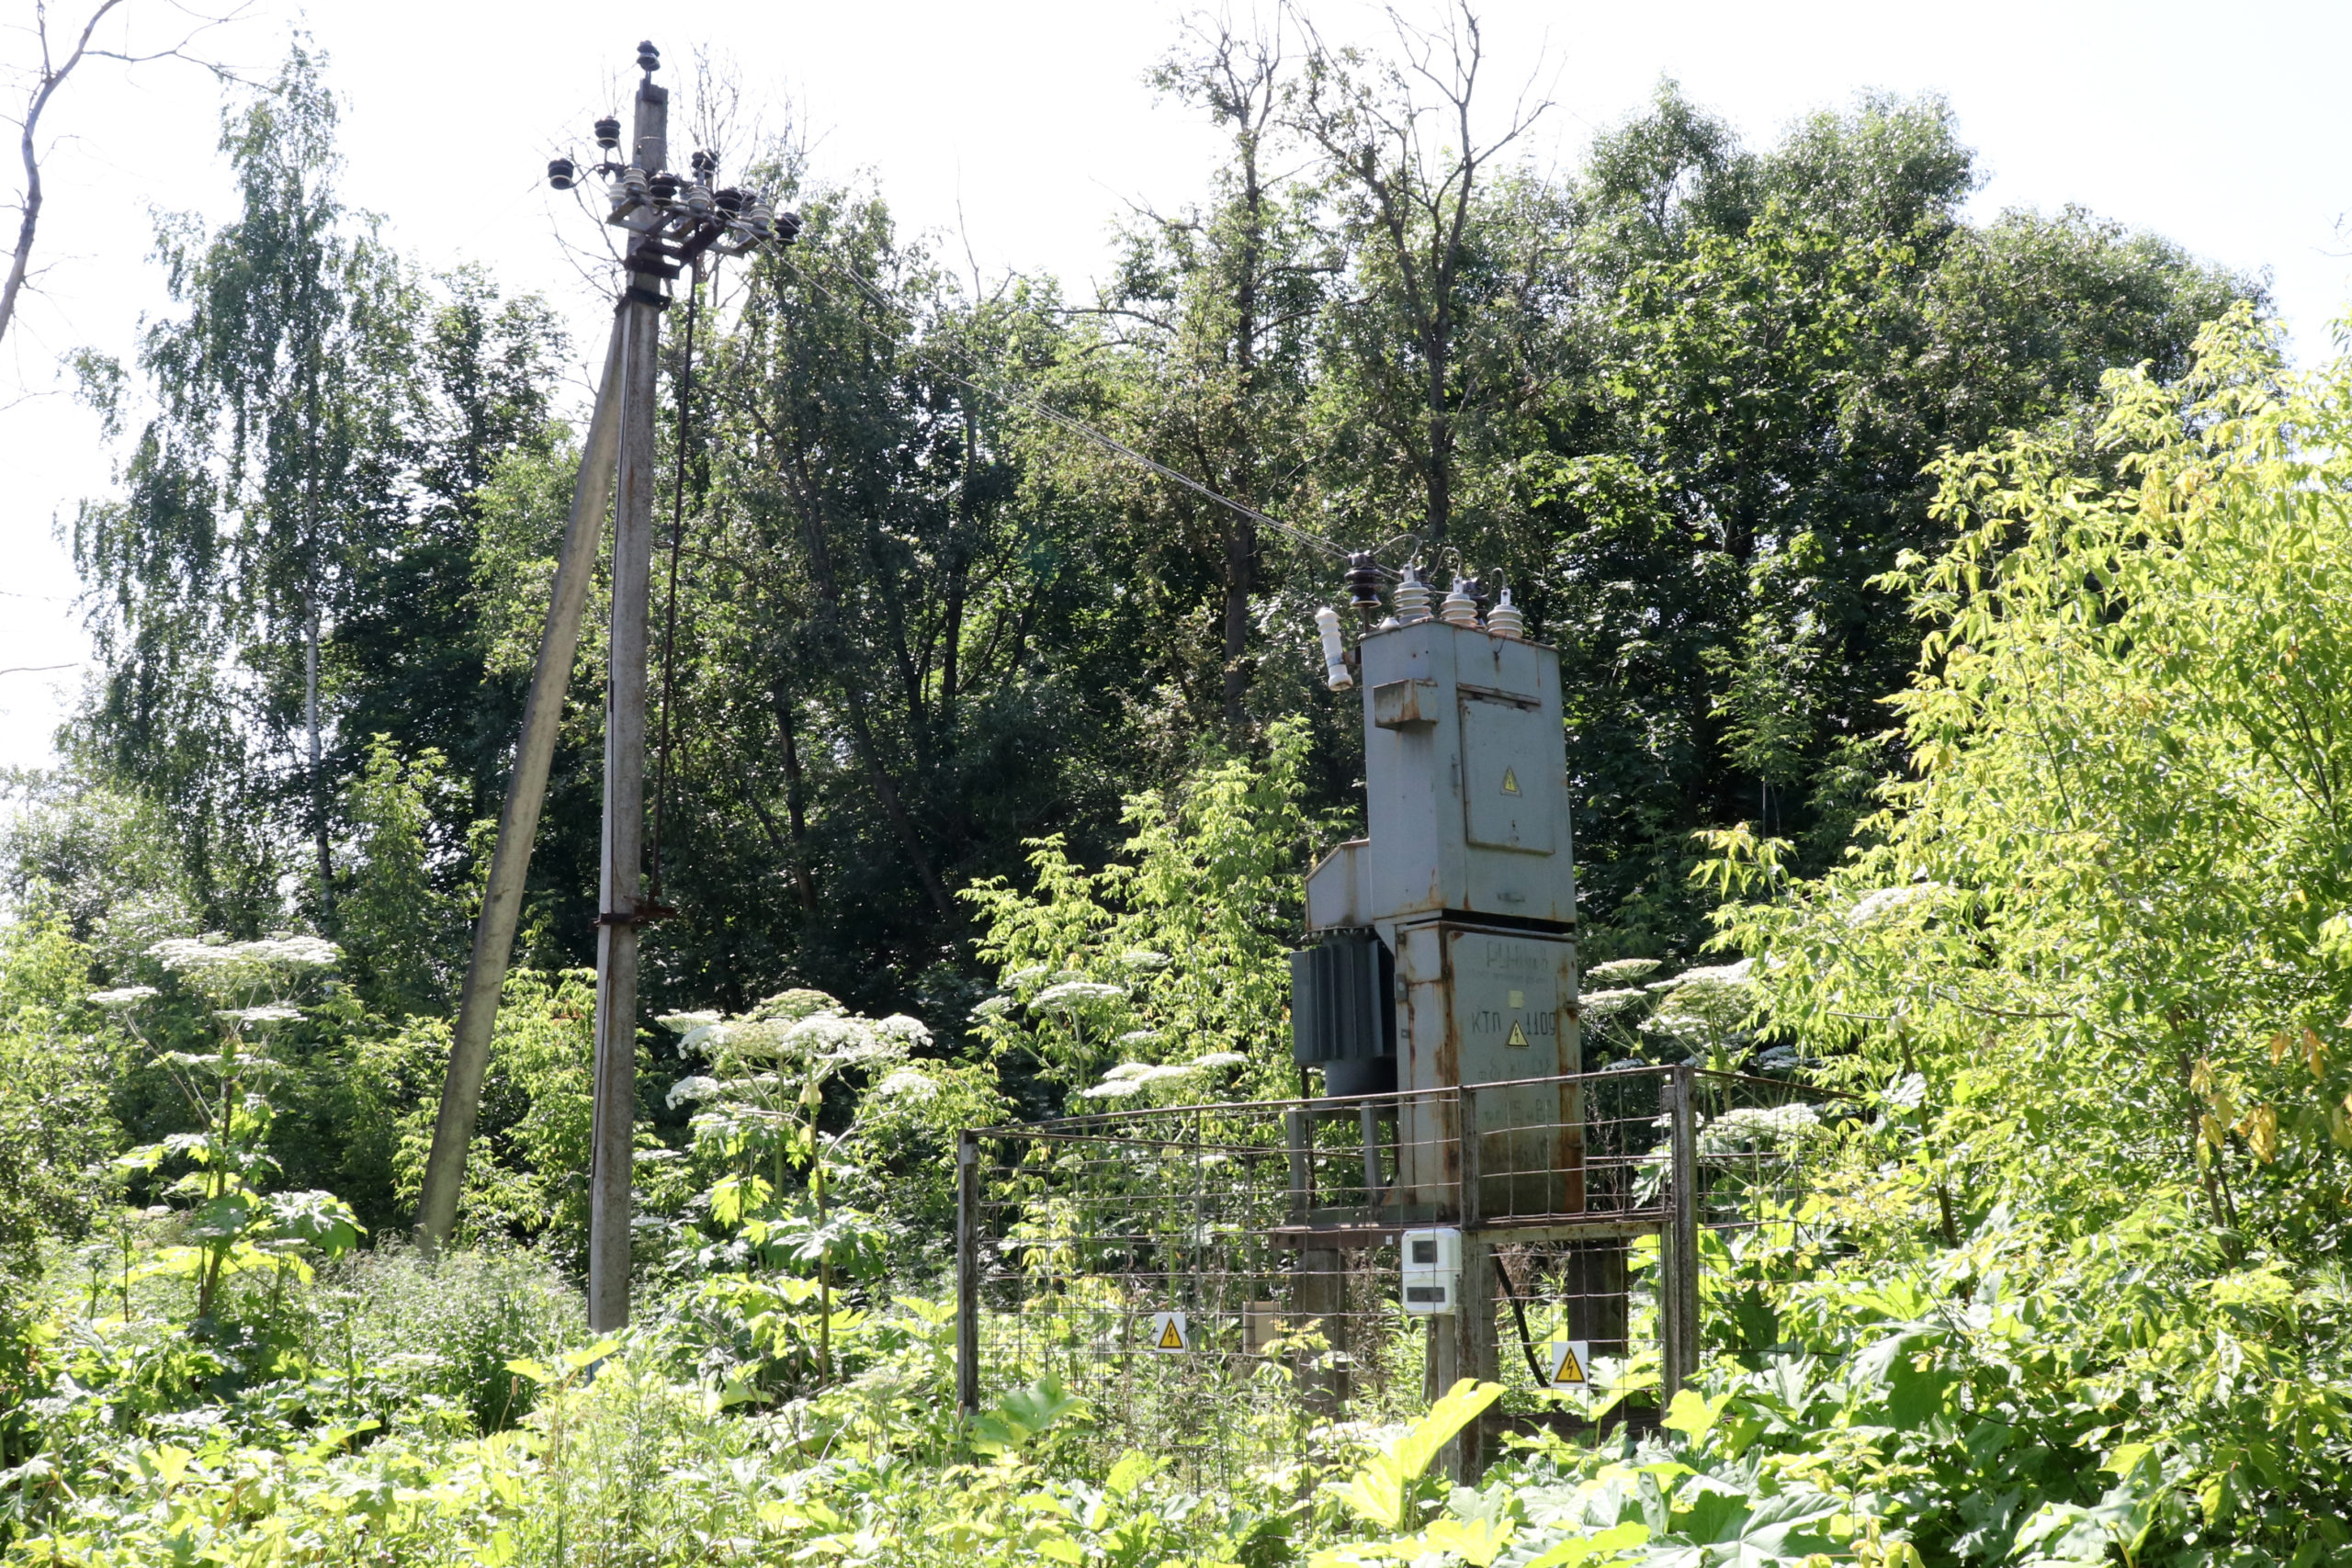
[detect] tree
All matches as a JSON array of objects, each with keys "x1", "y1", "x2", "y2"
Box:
[
  {"x1": 333, "y1": 267, "x2": 569, "y2": 833},
  {"x1": 75, "y1": 45, "x2": 418, "y2": 922},
  {"x1": 1521, "y1": 86, "x2": 2256, "y2": 959},
  {"x1": 3, "y1": 0, "x2": 248, "y2": 355},
  {"x1": 1107, "y1": 13, "x2": 1332, "y2": 732},
  {"x1": 1715, "y1": 305, "x2": 2352, "y2": 1246},
  {"x1": 1289, "y1": 0, "x2": 1551, "y2": 550}
]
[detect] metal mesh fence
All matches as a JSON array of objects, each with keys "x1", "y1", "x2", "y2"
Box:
[{"x1": 953, "y1": 1066, "x2": 1842, "y2": 1477}]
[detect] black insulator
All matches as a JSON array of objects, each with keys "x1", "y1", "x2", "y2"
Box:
[
  {"x1": 637, "y1": 40, "x2": 661, "y2": 73},
  {"x1": 593, "y1": 116, "x2": 622, "y2": 151},
  {"x1": 713, "y1": 186, "x2": 746, "y2": 216},
  {"x1": 775, "y1": 210, "x2": 803, "y2": 244},
  {"x1": 690, "y1": 150, "x2": 718, "y2": 179},
  {"x1": 649, "y1": 172, "x2": 682, "y2": 205},
  {"x1": 1344, "y1": 550, "x2": 1384, "y2": 614},
  {"x1": 548, "y1": 157, "x2": 577, "y2": 191}
]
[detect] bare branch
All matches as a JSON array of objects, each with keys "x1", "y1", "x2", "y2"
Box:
[{"x1": 3, "y1": 0, "x2": 255, "y2": 352}]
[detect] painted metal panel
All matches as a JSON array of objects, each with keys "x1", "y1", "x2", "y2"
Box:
[{"x1": 1460, "y1": 696, "x2": 1555, "y2": 854}]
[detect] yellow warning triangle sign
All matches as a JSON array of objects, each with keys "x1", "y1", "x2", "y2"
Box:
[
  {"x1": 1500, "y1": 767, "x2": 1520, "y2": 795},
  {"x1": 1158, "y1": 1319, "x2": 1185, "y2": 1350},
  {"x1": 1547, "y1": 1340, "x2": 1588, "y2": 1386},
  {"x1": 1507, "y1": 1020, "x2": 1530, "y2": 1048}
]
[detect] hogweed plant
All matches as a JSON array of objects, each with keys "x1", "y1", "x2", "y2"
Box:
[
  {"x1": 662, "y1": 990, "x2": 936, "y2": 1383},
  {"x1": 95, "y1": 935, "x2": 363, "y2": 1323}
]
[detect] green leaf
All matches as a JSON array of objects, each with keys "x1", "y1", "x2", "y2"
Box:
[
  {"x1": 1661, "y1": 1388, "x2": 1733, "y2": 1442},
  {"x1": 971, "y1": 1374, "x2": 1088, "y2": 1454},
  {"x1": 1332, "y1": 1379, "x2": 1504, "y2": 1529},
  {"x1": 560, "y1": 1337, "x2": 620, "y2": 1373},
  {"x1": 1523, "y1": 1521, "x2": 1652, "y2": 1568},
  {"x1": 1105, "y1": 1450, "x2": 1164, "y2": 1498}
]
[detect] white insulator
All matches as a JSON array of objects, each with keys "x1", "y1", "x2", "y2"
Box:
[
  {"x1": 1487, "y1": 587, "x2": 1525, "y2": 640},
  {"x1": 1315, "y1": 606, "x2": 1354, "y2": 690},
  {"x1": 1393, "y1": 566, "x2": 1432, "y2": 623},
  {"x1": 686, "y1": 182, "x2": 714, "y2": 217},
  {"x1": 749, "y1": 203, "x2": 774, "y2": 237},
  {"x1": 1440, "y1": 580, "x2": 1479, "y2": 627}
]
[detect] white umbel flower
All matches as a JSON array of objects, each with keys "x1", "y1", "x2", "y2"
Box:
[
  {"x1": 1844, "y1": 883, "x2": 1946, "y2": 928},
  {"x1": 1032, "y1": 980, "x2": 1127, "y2": 1012},
  {"x1": 873, "y1": 1067, "x2": 941, "y2": 1101},
  {"x1": 218, "y1": 1003, "x2": 301, "y2": 1026}
]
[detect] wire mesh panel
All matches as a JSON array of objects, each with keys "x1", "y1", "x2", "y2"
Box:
[
  {"x1": 956, "y1": 1068, "x2": 1841, "y2": 1470},
  {"x1": 1688, "y1": 1069, "x2": 1842, "y2": 1246}
]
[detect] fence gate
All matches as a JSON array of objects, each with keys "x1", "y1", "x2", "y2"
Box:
[{"x1": 955, "y1": 1066, "x2": 1837, "y2": 1480}]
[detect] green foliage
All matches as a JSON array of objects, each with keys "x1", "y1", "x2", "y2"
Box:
[
  {"x1": 390, "y1": 968, "x2": 597, "y2": 1258},
  {"x1": 337, "y1": 735, "x2": 462, "y2": 1017},
  {"x1": 312, "y1": 1245, "x2": 581, "y2": 1434},
  {"x1": 0, "y1": 918, "x2": 116, "y2": 1326},
  {"x1": 1716, "y1": 305, "x2": 2352, "y2": 1245},
  {"x1": 105, "y1": 935, "x2": 363, "y2": 1318},
  {"x1": 0, "y1": 773, "x2": 197, "y2": 975},
  {"x1": 964, "y1": 716, "x2": 1310, "y2": 1103},
  {"x1": 1329, "y1": 1378, "x2": 1503, "y2": 1531}
]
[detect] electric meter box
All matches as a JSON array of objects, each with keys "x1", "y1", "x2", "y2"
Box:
[{"x1": 1400, "y1": 1225, "x2": 1462, "y2": 1315}]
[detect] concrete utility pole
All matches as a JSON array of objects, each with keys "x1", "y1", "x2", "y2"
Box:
[
  {"x1": 413, "y1": 43, "x2": 797, "y2": 1325},
  {"x1": 586, "y1": 48, "x2": 670, "y2": 1336}
]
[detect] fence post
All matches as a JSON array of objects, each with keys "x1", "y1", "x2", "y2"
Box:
[
  {"x1": 1449, "y1": 1084, "x2": 1495, "y2": 1481},
  {"x1": 1661, "y1": 1067, "x2": 1701, "y2": 1401},
  {"x1": 956, "y1": 1129, "x2": 980, "y2": 1416},
  {"x1": 1284, "y1": 1107, "x2": 1311, "y2": 1222}
]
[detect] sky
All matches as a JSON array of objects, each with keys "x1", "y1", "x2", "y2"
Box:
[{"x1": 4, "y1": 0, "x2": 2348, "y2": 779}]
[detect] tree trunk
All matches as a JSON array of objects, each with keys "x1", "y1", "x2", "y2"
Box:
[
  {"x1": 768, "y1": 682, "x2": 820, "y2": 914},
  {"x1": 836, "y1": 681, "x2": 956, "y2": 930},
  {"x1": 307, "y1": 592, "x2": 329, "y2": 900},
  {"x1": 1222, "y1": 123, "x2": 1266, "y2": 733},
  {"x1": 1, "y1": 3, "x2": 127, "y2": 349},
  {"x1": 1221, "y1": 518, "x2": 1256, "y2": 730}
]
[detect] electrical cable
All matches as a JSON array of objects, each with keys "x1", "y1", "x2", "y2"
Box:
[
  {"x1": 781, "y1": 251, "x2": 1353, "y2": 563},
  {"x1": 647, "y1": 257, "x2": 704, "y2": 912},
  {"x1": 1491, "y1": 1251, "x2": 1554, "y2": 1387}
]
